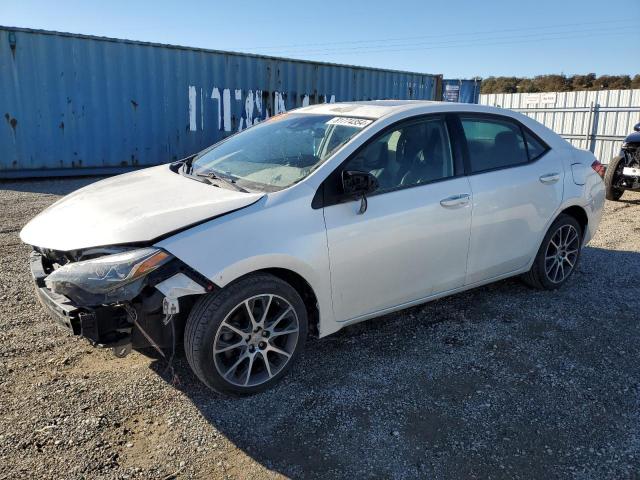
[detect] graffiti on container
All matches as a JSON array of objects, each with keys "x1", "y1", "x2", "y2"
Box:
[{"x1": 188, "y1": 86, "x2": 335, "y2": 133}]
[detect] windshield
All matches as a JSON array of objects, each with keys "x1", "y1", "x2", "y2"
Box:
[{"x1": 190, "y1": 113, "x2": 371, "y2": 191}]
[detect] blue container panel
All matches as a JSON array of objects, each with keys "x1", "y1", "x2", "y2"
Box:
[
  {"x1": 0, "y1": 27, "x2": 441, "y2": 177},
  {"x1": 442, "y1": 79, "x2": 481, "y2": 104}
]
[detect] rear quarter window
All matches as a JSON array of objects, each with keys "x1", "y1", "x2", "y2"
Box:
[{"x1": 523, "y1": 129, "x2": 549, "y2": 160}]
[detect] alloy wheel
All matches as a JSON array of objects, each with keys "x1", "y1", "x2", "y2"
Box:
[
  {"x1": 544, "y1": 224, "x2": 580, "y2": 284},
  {"x1": 213, "y1": 294, "x2": 299, "y2": 387}
]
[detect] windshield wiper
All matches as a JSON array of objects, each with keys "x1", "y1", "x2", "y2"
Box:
[{"x1": 195, "y1": 171, "x2": 249, "y2": 193}]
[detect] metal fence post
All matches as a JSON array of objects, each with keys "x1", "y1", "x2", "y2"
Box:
[
  {"x1": 589, "y1": 103, "x2": 600, "y2": 153},
  {"x1": 585, "y1": 102, "x2": 594, "y2": 151}
]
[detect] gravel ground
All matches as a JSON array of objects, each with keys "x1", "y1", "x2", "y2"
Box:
[{"x1": 1, "y1": 178, "x2": 639, "y2": 480}]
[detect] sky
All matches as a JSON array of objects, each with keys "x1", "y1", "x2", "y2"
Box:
[{"x1": 1, "y1": 0, "x2": 639, "y2": 78}]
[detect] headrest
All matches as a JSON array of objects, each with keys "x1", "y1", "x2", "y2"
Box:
[{"x1": 495, "y1": 131, "x2": 518, "y2": 149}]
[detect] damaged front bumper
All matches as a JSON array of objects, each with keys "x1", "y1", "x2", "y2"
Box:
[
  {"x1": 29, "y1": 250, "x2": 209, "y2": 350},
  {"x1": 30, "y1": 251, "x2": 132, "y2": 347},
  {"x1": 30, "y1": 251, "x2": 81, "y2": 335}
]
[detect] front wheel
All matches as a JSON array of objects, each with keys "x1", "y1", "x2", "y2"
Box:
[
  {"x1": 521, "y1": 214, "x2": 583, "y2": 290},
  {"x1": 604, "y1": 155, "x2": 625, "y2": 201},
  {"x1": 184, "y1": 273, "x2": 308, "y2": 396}
]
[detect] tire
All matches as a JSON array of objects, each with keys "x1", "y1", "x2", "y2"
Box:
[
  {"x1": 521, "y1": 214, "x2": 583, "y2": 290},
  {"x1": 184, "y1": 273, "x2": 307, "y2": 396},
  {"x1": 604, "y1": 155, "x2": 625, "y2": 201}
]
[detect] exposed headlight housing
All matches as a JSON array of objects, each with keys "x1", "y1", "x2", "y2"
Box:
[{"x1": 45, "y1": 247, "x2": 172, "y2": 305}]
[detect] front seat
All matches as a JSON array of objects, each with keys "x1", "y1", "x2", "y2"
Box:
[
  {"x1": 401, "y1": 128, "x2": 444, "y2": 185},
  {"x1": 395, "y1": 125, "x2": 426, "y2": 185},
  {"x1": 367, "y1": 142, "x2": 393, "y2": 190}
]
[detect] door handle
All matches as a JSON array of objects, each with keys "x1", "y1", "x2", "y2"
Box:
[
  {"x1": 440, "y1": 193, "x2": 470, "y2": 208},
  {"x1": 539, "y1": 173, "x2": 560, "y2": 184}
]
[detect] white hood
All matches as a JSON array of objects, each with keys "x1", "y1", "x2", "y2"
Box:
[{"x1": 20, "y1": 164, "x2": 264, "y2": 251}]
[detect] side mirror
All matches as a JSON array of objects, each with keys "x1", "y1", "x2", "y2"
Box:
[
  {"x1": 342, "y1": 170, "x2": 378, "y2": 196},
  {"x1": 341, "y1": 170, "x2": 378, "y2": 214},
  {"x1": 634, "y1": 122, "x2": 640, "y2": 132}
]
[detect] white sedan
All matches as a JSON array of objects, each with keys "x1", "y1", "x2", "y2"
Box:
[{"x1": 21, "y1": 101, "x2": 605, "y2": 395}]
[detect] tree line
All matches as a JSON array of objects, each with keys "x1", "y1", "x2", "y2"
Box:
[{"x1": 480, "y1": 74, "x2": 640, "y2": 94}]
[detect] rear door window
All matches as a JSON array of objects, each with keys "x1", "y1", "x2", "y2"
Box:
[{"x1": 460, "y1": 116, "x2": 528, "y2": 173}]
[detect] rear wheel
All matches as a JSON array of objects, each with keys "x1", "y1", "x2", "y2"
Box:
[
  {"x1": 604, "y1": 155, "x2": 625, "y2": 201},
  {"x1": 184, "y1": 273, "x2": 307, "y2": 396},
  {"x1": 522, "y1": 214, "x2": 583, "y2": 290}
]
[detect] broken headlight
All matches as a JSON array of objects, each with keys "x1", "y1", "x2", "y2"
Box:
[{"x1": 45, "y1": 247, "x2": 172, "y2": 305}]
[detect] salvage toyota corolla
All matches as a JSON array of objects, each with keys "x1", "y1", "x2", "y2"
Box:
[{"x1": 21, "y1": 101, "x2": 605, "y2": 395}]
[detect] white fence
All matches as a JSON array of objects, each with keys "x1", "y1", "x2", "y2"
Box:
[{"x1": 480, "y1": 89, "x2": 640, "y2": 163}]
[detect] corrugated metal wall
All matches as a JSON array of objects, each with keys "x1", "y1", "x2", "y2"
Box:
[
  {"x1": 480, "y1": 89, "x2": 640, "y2": 163},
  {"x1": 442, "y1": 79, "x2": 480, "y2": 104},
  {"x1": 0, "y1": 27, "x2": 442, "y2": 178}
]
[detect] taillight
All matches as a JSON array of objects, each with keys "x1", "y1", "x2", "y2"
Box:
[{"x1": 591, "y1": 160, "x2": 606, "y2": 179}]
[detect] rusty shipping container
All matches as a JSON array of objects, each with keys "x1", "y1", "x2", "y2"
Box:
[{"x1": 0, "y1": 26, "x2": 442, "y2": 178}]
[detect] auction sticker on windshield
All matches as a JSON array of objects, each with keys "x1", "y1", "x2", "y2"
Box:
[{"x1": 326, "y1": 117, "x2": 373, "y2": 128}]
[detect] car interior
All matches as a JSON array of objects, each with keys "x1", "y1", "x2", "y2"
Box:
[
  {"x1": 462, "y1": 119, "x2": 529, "y2": 172},
  {"x1": 349, "y1": 120, "x2": 454, "y2": 191}
]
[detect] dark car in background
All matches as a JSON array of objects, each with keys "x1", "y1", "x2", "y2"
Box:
[{"x1": 604, "y1": 122, "x2": 640, "y2": 200}]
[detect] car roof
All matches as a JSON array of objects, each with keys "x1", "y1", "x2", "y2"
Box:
[
  {"x1": 295, "y1": 100, "x2": 570, "y2": 150},
  {"x1": 296, "y1": 100, "x2": 509, "y2": 120}
]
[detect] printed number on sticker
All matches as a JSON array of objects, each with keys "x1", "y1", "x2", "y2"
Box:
[{"x1": 326, "y1": 117, "x2": 372, "y2": 128}]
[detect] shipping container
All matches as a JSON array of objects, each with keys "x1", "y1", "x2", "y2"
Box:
[
  {"x1": 441, "y1": 78, "x2": 481, "y2": 104},
  {"x1": 480, "y1": 89, "x2": 640, "y2": 163},
  {"x1": 0, "y1": 26, "x2": 442, "y2": 178}
]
